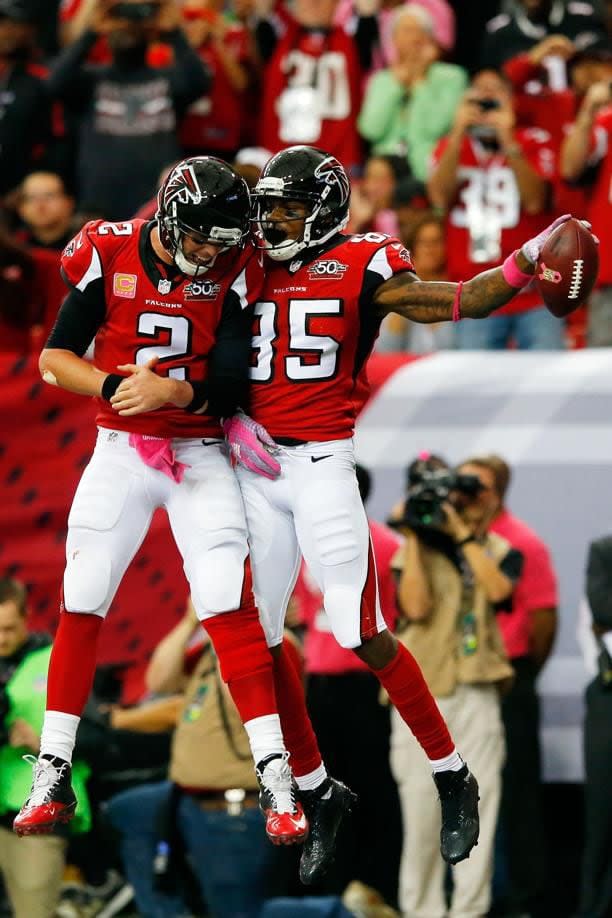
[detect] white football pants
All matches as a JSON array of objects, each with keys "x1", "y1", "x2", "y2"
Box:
[
  {"x1": 237, "y1": 437, "x2": 386, "y2": 649},
  {"x1": 63, "y1": 428, "x2": 250, "y2": 620}
]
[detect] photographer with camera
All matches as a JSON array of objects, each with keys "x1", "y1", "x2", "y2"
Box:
[
  {"x1": 389, "y1": 456, "x2": 521, "y2": 918},
  {"x1": 428, "y1": 67, "x2": 563, "y2": 350},
  {"x1": 0, "y1": 579, "x2": 90, "y2": 918},
  {"x1": 48, "y1": 0, "x2": 210, "y2": 220}
]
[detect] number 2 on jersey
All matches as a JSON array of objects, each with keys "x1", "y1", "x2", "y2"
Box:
[
  {"x1": 251, "y1": 299, "x2": 342, "y2": 382},
  {"x1": 135, "y1": 313, "x2": 191, "y2": 380}
]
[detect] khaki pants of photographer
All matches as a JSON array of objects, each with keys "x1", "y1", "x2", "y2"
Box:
[
  {"x1": 390, "y1": 683, "x2": 505, "y2": 918},
  {"x1": 0, "y1": 826, "x2": 66, "y2": 918}
]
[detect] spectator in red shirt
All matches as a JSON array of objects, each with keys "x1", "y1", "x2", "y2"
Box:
[
  {"x1": 376, "y1": 213, "x2": 454, "y2": 354},
  {"x1": 428, "y1": 68, "x2": 564, "y2": 350},
  {"x1": 256, "y1": 0, "x2": 364, "y2": 175},
  {"x1": 15, "y1": 171, "x2": 76, "y2": 250},
  {"x1": 560, "y1": 53, "x2": 612, "y2": 345},
  {"x1": 179, "y1": 0, "x2": 253, "y2": 161},
  {"x1": 292, "y1": 463, "x2": 402, "y2": 907},
  {"x1": 0, "y1": 228, "x2": 66, "y2": 353},
  {"x1": 465, "y1": 453, "x2": 558, "y2": 918}
]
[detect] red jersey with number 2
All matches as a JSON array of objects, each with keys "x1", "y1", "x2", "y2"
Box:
[
  {"x1": 60, "y1": 218, "x2": 263, "y2": 438},
  {"x1": 249, "y1": 233, "x2": 414, "y2": 441}
]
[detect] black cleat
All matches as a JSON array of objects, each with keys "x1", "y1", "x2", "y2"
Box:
[
  {"x1": 433, "y1": 764, "x2": 480, "y2": 865},
  {"x1": 298, "y1": 777, "x2": 357, "y2": 885}
]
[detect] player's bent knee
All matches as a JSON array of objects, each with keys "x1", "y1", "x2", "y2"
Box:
[
  {"x1": 324, "y1": 584, "x2": 362, "y2": 649},
  {"x1": 63, "y1": 547, "x2": 112, "y2": 615},
  {"x1": 191, "y1": 534, "x2": 249, "y2": 615}
]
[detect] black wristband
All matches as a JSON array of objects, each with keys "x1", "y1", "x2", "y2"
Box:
[
  {"x1": 101, "y1": 374, "x2": 123, "y2": 401},
  {"x1": 457, "y1": 534, "x2": 477, "y2": 548},
  {"x1": 185, "y1": 381, "x2": 209, "y2": 414}
]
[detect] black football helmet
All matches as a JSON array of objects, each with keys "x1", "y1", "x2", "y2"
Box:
[
  {"x1": 156, "y1": 157, "x2": 250, "y2": 277},
  {"x1": 252, "y1": 146, "x2": 351, "y2": 261}
]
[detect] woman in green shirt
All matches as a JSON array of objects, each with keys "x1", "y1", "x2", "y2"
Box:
[{"x1": 358, "y1": 3, "x2": 468, "y2": 182}]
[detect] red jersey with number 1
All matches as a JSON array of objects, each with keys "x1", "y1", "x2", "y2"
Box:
[
  {"x1": 60, "y1": 218, "x2": 263, "y2": 438},
  {"x1": 431, "y1": 130, "x2": 556, "y2": 315},
  {"x1": 249, "y1": 233, "x2": 414, "y2": 441}
]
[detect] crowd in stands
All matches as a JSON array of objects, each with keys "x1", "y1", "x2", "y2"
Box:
[
  {"x1": 1, "y1": 1, "x2": 612, "y2": 916},
  {"x1": 1, "y1": 0, "x2": 612, "y2": 353}
]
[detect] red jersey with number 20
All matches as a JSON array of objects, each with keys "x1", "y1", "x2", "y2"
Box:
[
  {"x1": 249, "y1": 233, "x2": 414, "y2": 441},
  {"x1": 61, "y1": 218, "x2": 263, "y2": 438}
]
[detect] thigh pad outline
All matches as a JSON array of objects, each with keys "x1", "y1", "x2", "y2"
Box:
[{"x1": 68, "y1": 464, "x2": 133, "y2": 532}]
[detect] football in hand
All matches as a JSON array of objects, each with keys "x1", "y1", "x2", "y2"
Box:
[{"x1": 535, "y1": 217, "x2": 599, "y2": 318}]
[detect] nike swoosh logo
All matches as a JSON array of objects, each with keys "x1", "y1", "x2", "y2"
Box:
[{"x1": 311, "y1": 455, "x2": 333, "y2": 463}]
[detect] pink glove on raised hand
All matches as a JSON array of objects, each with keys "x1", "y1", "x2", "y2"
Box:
[
  {"x1": 222, "y1": 411, "x2": 281, "y2": 480},
  {"x1": 521, "y1": 214, "x2": 572, "y2": 264}
]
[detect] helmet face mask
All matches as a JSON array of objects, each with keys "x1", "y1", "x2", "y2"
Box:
[
  {"x1": 156, "y1": 157, "x2": 250, "y2": 277},
  {"x1": 252, "y1": 146, "x2": 350, "y2": 262}
]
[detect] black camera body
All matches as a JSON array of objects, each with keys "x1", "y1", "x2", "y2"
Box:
[
  {"x1": 112, "y1": 1, "x2": 160, "y2": 21},
  {"x1": 400, "y1": 468, "x2": 484, "y2": 529},
  {"x1": 477, "y1": 98, "x2": 501, "y2": 112}
]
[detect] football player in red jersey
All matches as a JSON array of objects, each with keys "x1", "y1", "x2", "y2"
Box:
[
  {"x1": 13, "y1": 157, "x2": 308, "y2": 847},
  {"x1": 222, "y1": 145, "x2": 588, "y2": 884}
]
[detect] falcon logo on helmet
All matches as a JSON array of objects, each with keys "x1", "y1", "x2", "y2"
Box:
[
  {"x1": 253, "y1": 146, "x2": 351, "y2": 262},
  {"x1": 156, "y1": 156, "x2": 251, "y2": 277},
  {"x1": 313, "y1": 156, "x2": 350, "y2": 208},
  {"x1": 164, "y1": 161, "x2": 203, "y2": 206}
]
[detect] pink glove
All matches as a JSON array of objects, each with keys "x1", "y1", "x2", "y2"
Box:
[
  {"x1": 521, "y1": 214, "x2": 573, "y2": 264},
  {"x1": 222, "y1": 411, "x2": 281, "y2": 480}
]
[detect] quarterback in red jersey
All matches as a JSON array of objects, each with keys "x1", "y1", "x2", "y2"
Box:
[
  {"x1": 13, "y1": 157, "x2": 307, "y2": 847},
  {"x1": 223, "y1": 145, "x2": 589, "y2": 883}
]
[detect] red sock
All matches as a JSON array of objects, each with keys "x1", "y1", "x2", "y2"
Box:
[
  {"x1": 373, "y1": 643, "x2": 454, "y2": 760},
  {"x1": 46, "y1": 611, "x2": 103, "y2": 715},
  {"x1": 273, "y1": 640, "x2": 323, "y2": 777},
  {"x1": 204, "y1": 604, "x2": 277, "y2": 724}
]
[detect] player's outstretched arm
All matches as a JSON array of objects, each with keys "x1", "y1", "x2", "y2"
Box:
[
  {"x1": 373, "y1": 214, "x2": 573, "y2": 323},
  {"x1": 373, "y1": 261, "x2": 531, "y2": 323}
]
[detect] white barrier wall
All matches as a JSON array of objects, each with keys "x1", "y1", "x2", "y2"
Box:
[{"x1": 356, "y1": 350, "x2": 612, "y2": 783}]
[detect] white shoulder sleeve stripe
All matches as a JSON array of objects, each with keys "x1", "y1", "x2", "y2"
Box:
[
  {"x1": 76, "y1": 246, "x2": 102, "y2": 292},
  {"x1": 231, "y1": 266, "x2": 249, "y2": 310},
  {"x1": 366, "y1": 246, "x2": 393, "y2": 281}
]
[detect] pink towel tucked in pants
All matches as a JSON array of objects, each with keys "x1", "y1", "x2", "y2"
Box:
[{"x1": 128, "y1": 433, "x2": 190, "y2": 483}]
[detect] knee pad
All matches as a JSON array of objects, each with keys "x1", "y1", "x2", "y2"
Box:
[
  {"x1": 323, "y1": 583, "x2": 363, "y2": 649},
  {"x1": 63, "y1": 546, "x2": 112, "y2": 615},
  {"x1": 190, "y1": 530, "x2": 249, "y2": 615}
]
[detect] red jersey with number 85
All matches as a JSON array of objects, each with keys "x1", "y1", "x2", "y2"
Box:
[
  {"x1": 60, "y1": 218, "x2": 263, "y2": 438},
  {"x1": 249, "y1": 233, "x2": 414, "y2": 441}
]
